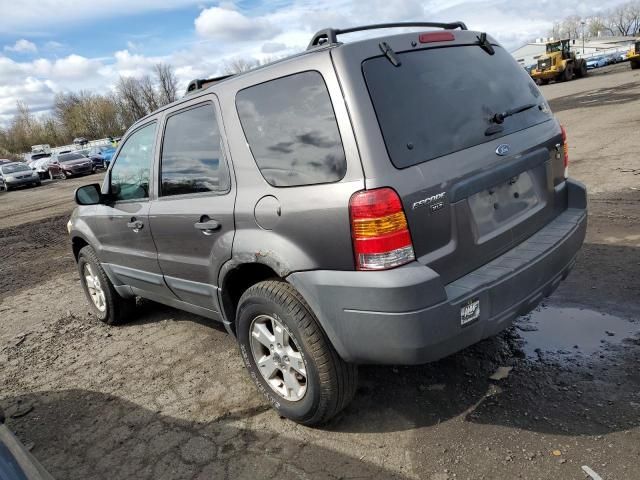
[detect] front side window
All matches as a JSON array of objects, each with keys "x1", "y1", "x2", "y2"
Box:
[
  {"x1": 236, "y1": 71, "x2": 347, "y2": 187},
  {"x1": 160, "y1": 103, "x2": 229, "y2": 197},
  {"x1": 110, "y1": 123, "x2": 156, "y2": 201}
]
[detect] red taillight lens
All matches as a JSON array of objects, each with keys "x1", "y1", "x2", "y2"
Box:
[
  {"x1": 349, "y1": 188, "x2": 415, "y2": 271},
  {"x1": 560, "y1": 125, "x2": 569, "y2": 178}
]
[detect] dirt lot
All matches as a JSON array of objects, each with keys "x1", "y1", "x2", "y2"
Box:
[{"x1": 1, "y1": 63, "x2": 639, "y2": 480}]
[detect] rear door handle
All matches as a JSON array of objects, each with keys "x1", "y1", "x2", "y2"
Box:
[
  {"x1": 127, "y1": 218, "x2": 144, "y2": 232},
  {"x1": 194, "y1": 218, "x2": 221, "y2": 235}
]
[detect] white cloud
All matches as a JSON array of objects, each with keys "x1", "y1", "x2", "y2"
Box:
[
  {"x1": 195, "y1": 6, "x2": 280, "y2": 41},
  {"x1": 261, "y1": 42, "x2": 287, "y2": 54},
  {"x1": 4, "y1": 39, "x2": 37, "y2": 53}
]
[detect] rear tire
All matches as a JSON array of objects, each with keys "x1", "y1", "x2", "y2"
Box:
[
  {"x1": 60, "y1": 171, "x2": 67, "y2": 179},
  {"x1": 77, "y1": 246, "x2": 135, "y2": 325},
  {"x1": 236, "y1": 280, "x2": 358, "y2": 426},
  {"x1": 632, "y1": 61, "x2": 640, "y2": 70}
]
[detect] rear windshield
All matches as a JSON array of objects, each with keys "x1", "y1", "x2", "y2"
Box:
[{"x1": 362, "y1": 44, "x2": 552, "y2": 168}]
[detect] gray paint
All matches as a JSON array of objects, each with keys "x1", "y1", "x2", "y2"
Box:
[{"x1": 69, "y1": 28, "x2": 587, "y2": 365}]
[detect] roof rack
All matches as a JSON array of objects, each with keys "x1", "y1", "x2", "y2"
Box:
[
  {"x1": 185, "y1": 75, "x2": 234, "y2": 95},
  {"x1": 307, "y1": 21, "x2": 468, "y2": 50}
]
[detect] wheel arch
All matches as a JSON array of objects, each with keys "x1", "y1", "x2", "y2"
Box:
[
  {"x1": 218, "y1": 260, "x2": 282, "y2": 335},
  {"x1": 71, "y1": 234, "x2": 90, "y2": 261}
]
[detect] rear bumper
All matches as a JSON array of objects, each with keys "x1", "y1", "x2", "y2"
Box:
[{"x1": 288, "y1": 180, "x2": 587, "y2": 365}]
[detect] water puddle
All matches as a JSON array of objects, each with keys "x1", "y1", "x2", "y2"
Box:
[{"x1": 516, "y1": 307, "x2": 638, "y2": 358}]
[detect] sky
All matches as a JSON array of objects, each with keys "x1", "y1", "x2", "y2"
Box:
[{"x1": 0, "y1": 0, "x2": 628, "y2": 124}]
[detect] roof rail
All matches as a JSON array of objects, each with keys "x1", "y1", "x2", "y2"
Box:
[
  {"x1": 185, "y1": 75, "x2": 234, "y2": 95},
  {"x1": 307, "y1": 21, "x2": 468, "y2": 50}
]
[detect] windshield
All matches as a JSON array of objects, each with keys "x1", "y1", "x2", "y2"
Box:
[
  {"x1": 362, "y1": 44, "x2": 552, "y2": 168},
  {"x1": 2, "y1": 163, "x2": 30, "y2": 174},
  {"x1": 546, "y1": 42, "x2": 562, "y2": 53},
  {"x1": 59, "y1": 153, "x2": 85, "y2": 162}
]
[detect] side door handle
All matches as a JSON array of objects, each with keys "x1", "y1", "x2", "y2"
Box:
[
  {"x1": 194, "y1": 217, "x2": 221, "y2": 235},
  {"x1": 127, "y1": 218, "x2": 144, "y2": 233}
]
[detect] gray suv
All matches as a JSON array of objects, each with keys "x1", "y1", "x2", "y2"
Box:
[{"x1": 69, "y1": 22, "x2": 587, "y2": 425}]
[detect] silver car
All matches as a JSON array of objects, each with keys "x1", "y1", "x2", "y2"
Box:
[{"x1": 0, "y1": 162, "x2": 41, "y2": 191}]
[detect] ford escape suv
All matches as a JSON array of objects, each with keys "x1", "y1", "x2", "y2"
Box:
[{"x1": 68, "y1": 22, "x2": 587, "y2": 425}]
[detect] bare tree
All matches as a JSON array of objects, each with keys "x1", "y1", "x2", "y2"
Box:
[
  {"x1": 116, "y1": 76, "x2": 148, "y2": 121},
  {"x1": 154, "y1": 63, "x2": 178, "y2": 104},
  {"x1": 138, "y1": 75, "x2": 160, "y2": 113},
  {"x1": 221, "y1": 57, "x2": 260, "y2": 74},
  {"x1": 608, "y1": 2, "x2": 640, "y2": 36}
]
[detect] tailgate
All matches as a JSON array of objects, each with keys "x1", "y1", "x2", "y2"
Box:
[
  {"x1": 354, "y1": 37, "x2": 567, "y2": 283},
  {"x1": 401, "y1": 123, "x2": 567, "y2": 283}
]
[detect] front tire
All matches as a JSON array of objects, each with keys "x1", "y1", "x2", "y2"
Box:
[
  {"x1": 237, "y1": 281, "x2": 357, "y2": 425},
  {"x1": 77, "y1": 246, "x2": 135, "y2": 325},
  {"x1": 60, "y1": 171, "x2": 67, "y2": 179}
]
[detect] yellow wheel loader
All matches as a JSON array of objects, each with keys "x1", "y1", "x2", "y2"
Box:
[
  {"x1": 628, "y1": 39, "x2": 640, "y2": 69},
  {"x1": 531, "y1": 39, "x2": 587, "y2": 85}
]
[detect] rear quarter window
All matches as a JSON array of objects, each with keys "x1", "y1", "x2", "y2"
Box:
[
  {"x1": 236, "y1": 71, "x2": 347, "y2": 187},
  {"x1": 362, "y1": 45, "x2": 552, "y2": 168}
]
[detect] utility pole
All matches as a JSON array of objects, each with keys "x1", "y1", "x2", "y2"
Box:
[{"x1": 581, "y1": 21, "x2": 586, "y2": 55}]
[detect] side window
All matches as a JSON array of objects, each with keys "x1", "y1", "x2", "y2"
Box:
[
  {"x1": 110, "y1": 123, "x2": 156, "y2": 201},
  {"x1": 236, "y1": 71, "x2": 346, "y2": 187},
  {"x1": 160, "y1": 103, "x2": 229, "y2": 197}
]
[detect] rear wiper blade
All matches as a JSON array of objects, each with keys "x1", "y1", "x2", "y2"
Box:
[
  {"x1": 490, "y1": 103, "x2": 537, "y2": 124},
  {"x1": 379, "y1": 41, "x2": 401, "y2": 67},
  {"x1": 476, "y1": 32, "x2": 495, "y2": 55}
]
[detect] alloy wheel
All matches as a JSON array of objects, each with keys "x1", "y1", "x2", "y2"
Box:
[
  {"x1": 249, "y1": 314, "x2": 308, "y2": 401},
  {"x1": 83, "y1": 263, "x2": 106, "y2": 312}
]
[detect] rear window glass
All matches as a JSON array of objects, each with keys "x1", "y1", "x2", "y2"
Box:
[
  {"x1": 236, "y1": 71, "x2": 346, "y2": 187},
  {"x1": 59, "y1": 153, "x2": 85, "y2": 162},
  {"x1": 362, "y1": 45, "x2": 552, "y2": 168}
]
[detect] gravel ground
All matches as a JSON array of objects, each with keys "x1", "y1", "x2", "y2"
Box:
[{"x1": 0, "y1": 63, "x2": 639, "y2": 480}]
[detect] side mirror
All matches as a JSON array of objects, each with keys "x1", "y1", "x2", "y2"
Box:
[{"x1": 75, "y1": 183, "x2": 102, "y2": 205}]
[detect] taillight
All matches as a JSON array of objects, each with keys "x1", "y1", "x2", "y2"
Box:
[
  {"x1": 349, "y1": 188, "x2": 415, "y2": 271},
  {"x1": 560, "y1": 125, "x2": 569, "y2": 178}
]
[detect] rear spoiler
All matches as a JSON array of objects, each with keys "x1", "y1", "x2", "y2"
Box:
[{"x1": 307, "y1": 21, "x2": 468, "y2": 50}]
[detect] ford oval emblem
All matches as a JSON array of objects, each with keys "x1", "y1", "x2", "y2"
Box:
[{"x1": 495, "y1": 144, "x2": 510, "y2": 156}]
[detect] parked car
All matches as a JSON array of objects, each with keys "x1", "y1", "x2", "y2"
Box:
[
  {"x1": 56, "y1": 152, "x2": 94, "y2": 178},
  {"x1": 29, "y1": 154, "x2": 63, "y2": 180},
  {"x1": 73, "y1": 137, "x2": 88, "y2": 146},
  {"x1": 88, "y1": 146, "x2": 116, "y2": 168},
  {"x1": 68, "y1": 21, "x2": 587, "y2": 425},
  {"x1": 0, "y1": 408, "x2": 54, "y2": 480},
  {"x1": 0, "y1": 159, "x2": 13, "y2": 165},
  {"x1": 586, "y1": 56, "x2": 607, "y2": 69},
  {"x1": 0, "y1": 162, "x2": 41, "y2": 190}
]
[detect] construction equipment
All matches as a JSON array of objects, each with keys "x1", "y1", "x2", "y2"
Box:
[
  {"x1": 530, "y1": 39, "x2": 587, "y2": 85},
  {"x1": 627, "y1": 38, "x2": 640, "y2": 69}
]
